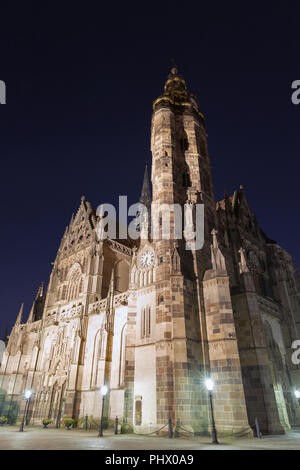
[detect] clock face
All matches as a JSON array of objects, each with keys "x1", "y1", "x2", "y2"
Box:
[{"x1": 139, "y1": 250, "x2": 154, "y2": 269}]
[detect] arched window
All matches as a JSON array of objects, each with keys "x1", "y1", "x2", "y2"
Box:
[
  {"x1": 66, "y1": 263, "x2": 82, "y2": 301},
  {"x1": 115, "y1": 260, "x2": 129, "y2": 293},
  {"x1": 141, "y1": 307, "x2": 151, "y2": 339},
  {"x1": 90, "y1": 329, "x2": 107, "y2": 388}
]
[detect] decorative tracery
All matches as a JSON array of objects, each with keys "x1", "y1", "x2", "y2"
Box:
[{"x1": 66, "y1": 263, "x2": 83, "y2": 301}]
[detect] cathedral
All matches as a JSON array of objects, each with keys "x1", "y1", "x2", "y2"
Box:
[{"x1": 0, "y1": 68, "x2": 300, "y2": 436}]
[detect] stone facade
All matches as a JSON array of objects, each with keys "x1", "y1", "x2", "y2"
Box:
[{"x1": 1, "y1": 68, "x2": 300, "y2": 435}]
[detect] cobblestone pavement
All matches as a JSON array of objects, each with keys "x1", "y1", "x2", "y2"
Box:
[{"x1": 0, "y1": 426, "x2": 299, "y2": 450}]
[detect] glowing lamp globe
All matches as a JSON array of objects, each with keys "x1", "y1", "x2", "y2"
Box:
[{"x1": 205, "y1": 378, "x2": 214, "y2": 391}]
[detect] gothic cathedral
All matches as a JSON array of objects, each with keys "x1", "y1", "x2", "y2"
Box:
[{"x1": 1, "y1": 68, "x2": 300, "y2": 436}]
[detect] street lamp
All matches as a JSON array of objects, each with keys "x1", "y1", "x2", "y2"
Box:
[
  {"x1": 98, "y1": 385, "x2": 108, "y2": 437},
  {"x1": 294, "y1": 389, "x2": 300, "y2": 403},
  {"x1": 205, "y1": 378, "x2": 219, "y2": 444},
  {"x1": 19, "y1": 390, "x2": 32, "y2": 432}
]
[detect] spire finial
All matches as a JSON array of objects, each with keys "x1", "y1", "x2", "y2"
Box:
[{"x1": 170, "y1": 58, "x2": 178, "y2": 75}]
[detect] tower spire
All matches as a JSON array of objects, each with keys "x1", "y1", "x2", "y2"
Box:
[
  {"x1": 138, "y1": 164, "x2": 151, "y2": 240},
  {"x1": 139, "y1": 163, "x2": 151, "y2": 207}
]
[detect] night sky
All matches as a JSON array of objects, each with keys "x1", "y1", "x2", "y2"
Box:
[{"x1": 0, "y1": 2, "x2": 299, "y2": 335}]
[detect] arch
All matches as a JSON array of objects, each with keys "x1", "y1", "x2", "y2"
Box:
[
  {"x1": 114, "y1": 259, "x2": 130, "y2": 293},
  {"x1": 72, "y1": 335, "x2": 81, "y2": 363},
  {"x1": 90, "y1": 328, "x2": 107, "y2": 388}
]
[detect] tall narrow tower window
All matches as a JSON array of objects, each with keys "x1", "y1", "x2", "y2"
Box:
[
  {"x1": 182, "y1": 172, "x2": 191, "y2": 188},
  {"x1": 141, "y1": 308, "x2": 146, "y2": 338},
  {"x1": 147, "y1": 307, "x2": 151, "y2": 337},
  {"x1": 141, "y1": 307, "x2": 151, "y2": 338},
  {"x1": 180, "y1": 131, "x2": 189, "y2": 151}
]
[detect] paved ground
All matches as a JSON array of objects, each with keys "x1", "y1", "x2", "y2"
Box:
[{"x1": 0, "y1": 426, "x2": 299, "y2": 450}]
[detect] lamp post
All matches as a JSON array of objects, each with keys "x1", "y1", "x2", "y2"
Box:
[
  {"x1": 98, "y1": 385, "x2": 108, "y2": 437},
  {"x1": 294, "y1": 389, "x2": 300, "y2": 404},
  {"x1": 205, "y1": 378, "x2": 219, "y2": 444},
  {"x1": 19, "y1": 390, "x2": 32, "y2": 432}
]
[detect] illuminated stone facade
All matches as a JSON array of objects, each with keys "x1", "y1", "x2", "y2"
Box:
[{"x1": 1, "y1": 69, "x2": 300, "y2": 435}]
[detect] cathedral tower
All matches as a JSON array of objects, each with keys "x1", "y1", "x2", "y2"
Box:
[
  {"x1": 126, "y1": 68, "x2": 217, "y2": 433},
  {"x1": 125, "y1": 67, "x2": 253, "y2": 435}
]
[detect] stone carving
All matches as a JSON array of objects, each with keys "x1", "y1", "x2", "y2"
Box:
[
  {"x1": 239, "y1": 247, "x2": 250, "y2": 273},
  {"x1": 210, "y1": 229, "x2": 227, "y2": 273}
]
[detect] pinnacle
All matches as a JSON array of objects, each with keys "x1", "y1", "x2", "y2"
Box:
[
  {"x1": 16, "y1": 302, "x2": 24, "y2": 325},
  {"x1": 139, "y1": 163, "x2": 151, "y2": 205}
]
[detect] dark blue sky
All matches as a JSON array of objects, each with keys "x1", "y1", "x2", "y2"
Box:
[{"x1": 0, "y1": 2, "x2": 299, "y2": 334}]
